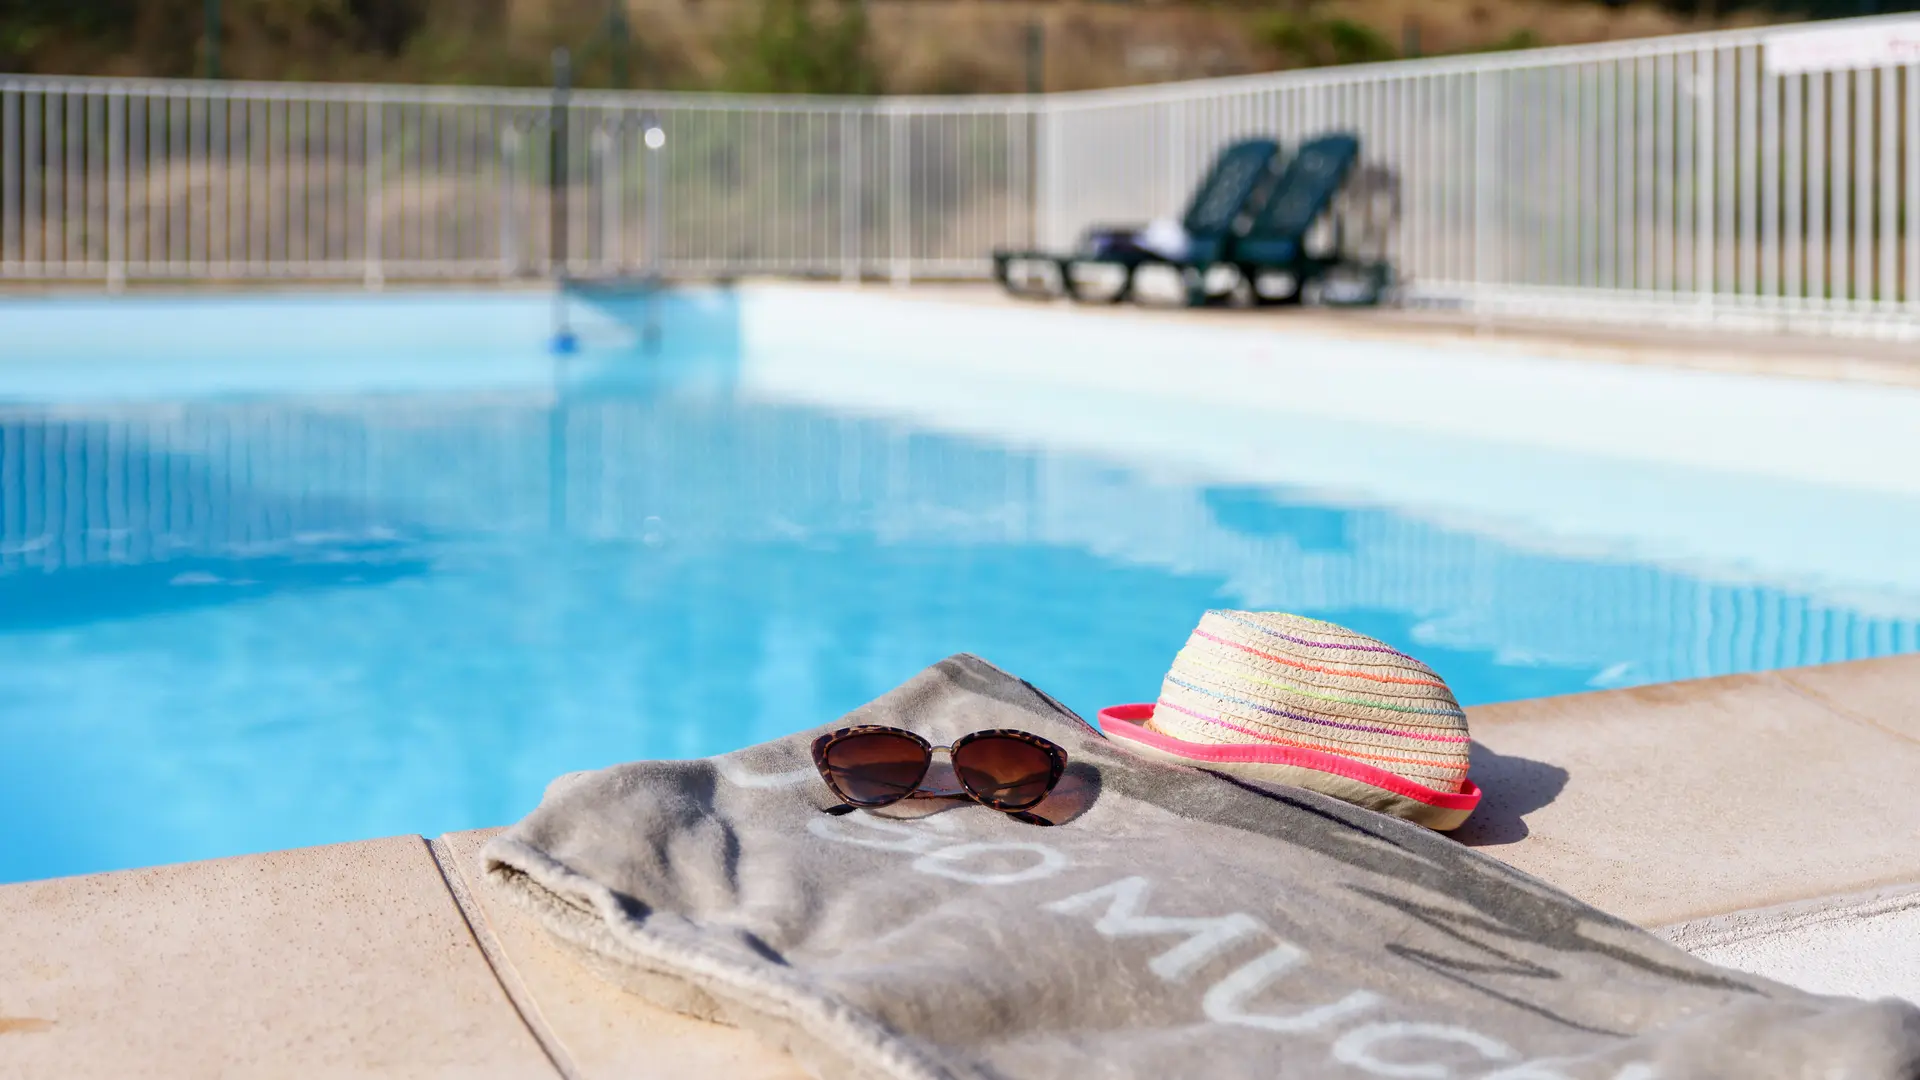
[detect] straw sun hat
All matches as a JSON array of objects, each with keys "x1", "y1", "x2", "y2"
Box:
[{"x1": 1100, "y1": 610, "x2": 1481, "y2": 831}]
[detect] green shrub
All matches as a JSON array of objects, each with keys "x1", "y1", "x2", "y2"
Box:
[
  {"x1": 1258, "y1": 9, "x2": 1397, "y2": 69},
  {"x1": 1319, "y1": 17, "x2": 1397, "y2": 64},
  {"x1": 721, "y1": 0, "x2": 879, "y2": 96},
  {"x1": 1464, "y1": 28, "x2": 1543, "y2": 53}
]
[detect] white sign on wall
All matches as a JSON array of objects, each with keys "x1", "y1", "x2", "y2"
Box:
[{"x1": 1763, "y1": 18, "x2": 1920, "y2": 75}]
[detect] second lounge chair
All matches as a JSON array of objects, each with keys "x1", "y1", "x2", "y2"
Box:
[{"x1": 1228, "y1": 132, "x2": 1372, "y2": 306}]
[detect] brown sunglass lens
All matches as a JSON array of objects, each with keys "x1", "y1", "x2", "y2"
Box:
[
  {"x1": 824, "y1": 733, "x2": 931, "y2": 806},
  {"x1": 952, "y1": 736, "x2": 1057, "y2": 810}
]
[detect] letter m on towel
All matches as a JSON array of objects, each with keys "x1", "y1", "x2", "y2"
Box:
[{"x1": 1045, "y1": 876, "x2": 1263, "y2": 983}]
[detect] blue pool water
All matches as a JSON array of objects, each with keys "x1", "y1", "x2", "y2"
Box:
[{"x1": 3, "y1": 289, "x2": 1918, "y2": 884}]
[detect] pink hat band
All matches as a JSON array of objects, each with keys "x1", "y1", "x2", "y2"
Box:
[{"x1": 1100, "y1": 704, "x2": 1481, "y2": 830}]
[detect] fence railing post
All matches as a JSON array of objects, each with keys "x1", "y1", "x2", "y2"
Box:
[
  {"x1": 364, "y1": 100, "x2": 383, "y2": 289},
  {"x1": 1, "y1": 85, "x2": 16, "y2": 276},
  {"x1": 107, "y1": 91, "x2": 125, "y2": 291},
  {"x1": 592, "y1": 121, "x2": 613, "y2": 271},
  {"x1": 643, "y1": 109, "x2": 663, "y2": 283},
  {"x1": 841, "y1": 106, "x2": 860, "y2": 284},
  {"x1": 500, "y1": 123, "x2": 521, "y2": 278},
  {"x1": 1023, "y1": 22, "x2": 1043, "y2": 252},
  {"x1": 1473, "y1": 68, "x2": 1494, "y2": 317},
  {"x1": 1696, "y1": 49, "x2": 1716, "y2": 322},
  {"x1": 1039, "y1": 100, "x2": 1058, "y2": 253},
  {"x1": 1907, "y1": 57, "x2": 1919, "y2": 310},
  {"x1": 549, "y1": 48, "x2": 571, "y2": 282},
  {"x1": 889, "y1": 106, "x2": 907, "y2": 287}
]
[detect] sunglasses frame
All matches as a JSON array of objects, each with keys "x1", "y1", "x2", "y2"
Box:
[{"x1": 810, "y1": 725, "x2": 1069, "y2": 815}]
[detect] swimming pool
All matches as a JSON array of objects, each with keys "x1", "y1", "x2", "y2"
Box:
[{"x1": 4, "y1": 287, "x2": 1919, "y2": 883}]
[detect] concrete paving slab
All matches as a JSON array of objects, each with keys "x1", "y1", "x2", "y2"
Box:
[
  {"x1": 435, "y1": 829, "x2": 807, "y2": 1080},
  {"x1": 1773, "y1": 654, "x2": 1920, "y2": 745},
  {"x1": 799, "y1": 281, "x2": 1920, "y2": 390},
  {"x1": 1458, "y1": 655, "x2": 1920, "y2": 927},
  {"x1": 0, "y1": 835, "x2": 559, "y2": 1080}
]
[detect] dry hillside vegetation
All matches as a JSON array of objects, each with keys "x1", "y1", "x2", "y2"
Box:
[{"x1": 4, "y1": 0, "x2": 1790, "y2": 93}]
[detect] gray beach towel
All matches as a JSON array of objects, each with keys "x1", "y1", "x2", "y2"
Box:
[{"x1": 483, "y1": 654, "x2": 1920, "y2": 1080}]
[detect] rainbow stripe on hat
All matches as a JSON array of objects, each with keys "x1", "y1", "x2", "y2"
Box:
[{"x1": 1101, "y1": 610, "x2": 1480, "y2": 831}]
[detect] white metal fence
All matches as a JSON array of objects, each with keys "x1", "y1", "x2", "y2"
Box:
[
  {"x1": 4, "y1": 14, "x2": 1919, "y2": 339},
  {"x1": 0, "y1": 79, "x2": 1036, "y2": 285}
]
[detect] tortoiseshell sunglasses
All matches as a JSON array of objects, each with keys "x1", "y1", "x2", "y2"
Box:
[{"x1": 810, "y1": 725, "x2": 1068, "y2": 826}]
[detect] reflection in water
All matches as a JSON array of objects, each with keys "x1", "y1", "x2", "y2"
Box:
[{"x1": 2, "y1": 375, "x2": 1917, "y2": 882}]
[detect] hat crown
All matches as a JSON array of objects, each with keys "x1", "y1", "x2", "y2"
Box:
[{"x1": 1148, "y1": 610, "x2": 1470, "y2": 794}]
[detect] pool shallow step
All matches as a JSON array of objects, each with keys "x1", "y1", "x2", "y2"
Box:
[{"x1": 5, "y1": 652, "x2": 1920, "y2": 1077}]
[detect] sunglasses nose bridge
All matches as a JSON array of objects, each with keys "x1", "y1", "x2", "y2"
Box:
[{"x1": 928, "y1": 745, "x2": 955, "y2": 756}]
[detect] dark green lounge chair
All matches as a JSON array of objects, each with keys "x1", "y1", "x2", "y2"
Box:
[
  {"x1": 1228, "y1": 132, "x2": 1383, "y2": 307},
  {"x1": 991, "y1": 137, "x2": 1283, "y2": 303}
]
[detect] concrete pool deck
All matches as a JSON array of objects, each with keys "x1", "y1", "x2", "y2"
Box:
[
  {"x1": 4, "y1": 653, "x2": 1919, "y2": 1078},
  {"x1": 784, "y1": 280, "x2": 1920, "y2": 391}
]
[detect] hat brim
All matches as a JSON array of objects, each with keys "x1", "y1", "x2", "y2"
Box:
[{"x1": 1098, "y1": 703, "x2": 1480, "y2": 831}]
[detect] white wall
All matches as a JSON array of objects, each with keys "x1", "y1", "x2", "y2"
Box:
[{"x1": 740, "y1": 287, "x2": 1920, "y2": 613}]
